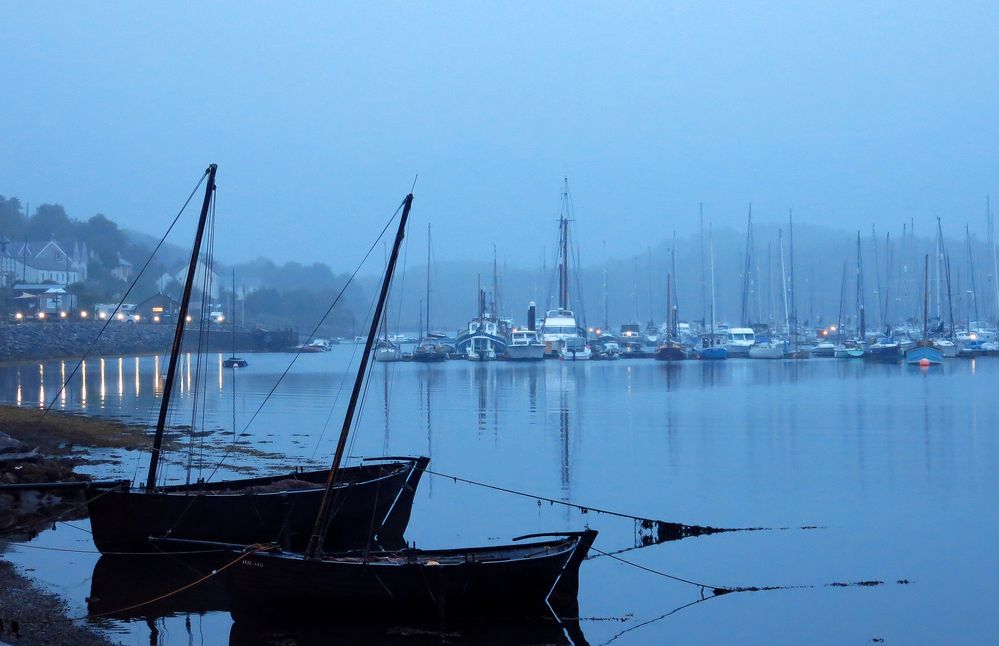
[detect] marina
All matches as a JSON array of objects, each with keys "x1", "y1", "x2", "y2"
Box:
[{"x1": 1, "y1": 350, "x2": 998, "y2": 643}]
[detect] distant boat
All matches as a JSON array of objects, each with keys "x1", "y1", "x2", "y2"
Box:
[
  {"x1": 698, "y1": 224, "x2": 727, "y2": 361},
  {"x1": 558, "y1": 334, "x2": 592, "y2": 361},
  {"x1": 906, "y1": 343, "x2": 943, "y2": 366},
  {"x1": 725, "y1": 327, "x2": 756, "y2": 357},
  {"x1": 506, "y1": 329, "x2": 546, "y2": 361},
  {"x1": 905, "y1": 255, "x2": 943, "y2": 366},
  {"x1": 223, "y1": 269, "x2": 248, "y2": 368},
  {"x1": 748, "y1": 339, "x2": 784, "y2": 359},
  {"x1": 655, "y1": 261, "x2": 687, "y2": 362},
  {"x1": 412, "y1": 222, "x2": 448, "y2": 363},
  {"x1": 865, "y1": 339, "x2": 902, "y2": 362},
  {"x1": 810, "y1": 341, "x2": 836, "y2": 358},
  {"x1": 540, "y1": 184, "x2": 590, "y2": 361},
  {"x1": 373, "y1": 339, "x2": 402, "y2": 362}
]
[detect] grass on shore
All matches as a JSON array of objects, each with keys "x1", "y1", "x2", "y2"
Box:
[{"x1": 0, "y1": 404, "x2": 172, "y2": 455}]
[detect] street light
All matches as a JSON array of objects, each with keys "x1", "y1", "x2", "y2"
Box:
[{"x1": 80, "y1": 310, "x2": 88, "y2": 318}]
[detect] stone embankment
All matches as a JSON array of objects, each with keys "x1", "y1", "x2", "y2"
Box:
[{"x1": 0, "y1": 322, "x2": 299, "y2": 362}]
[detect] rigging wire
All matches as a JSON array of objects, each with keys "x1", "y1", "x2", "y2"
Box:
[
  {"x1": 39, "y1": 170, "x2": 209, "y2": 419},
  {"x1": 202, "y1": 199, "x2": 404, "y2": 483}
]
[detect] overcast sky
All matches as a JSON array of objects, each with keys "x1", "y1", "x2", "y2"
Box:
[{"x1": 2, "y1": 2, "x2": 998, "y2": 270}]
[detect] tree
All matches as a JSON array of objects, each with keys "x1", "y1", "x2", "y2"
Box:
[
  {"x1": 27, "y1": 203, "x2": 74, "y2": 241},
  {"x1": 0, "y1": 195, "x2": 27, "y2": 240}
]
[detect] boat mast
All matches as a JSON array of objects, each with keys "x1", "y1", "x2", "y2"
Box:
[
  {"x1": 559, "y1": 179, "x2": 570, "y2": 311},
  {"x1": 307, "y1": 192, "x2": 414, "y2": 558},
  {"x1": 425, "y1": 223, "x2": 431, "y2": 339},
  {"x1": 231, "y1": 269, "x2": 237, "y2": 357},
  {"x1": 709, "y1": 223, "x2": 716, "y2": 338},
  {"x1": 671, "y1": 231, "x2": 678, "y2": 336},
  {"x1": 146, "y1": 163, "x2": 217, "y2": 490},
  {"x1": 989, "y1": 195, "x2": 999, "y2": 325},
  {"x1": 602, "y1": 240, "x2": 609, "y2": 332},
  {"x1": 778, "y1": 229, "x2": 789, "y2": 336},
  {"x1": 966, "y1": 223, "x2": 980, "y2": 331},
  {"x1": 836, "y1": 262, "x2": 846, "y2": 345},
  {"x1": 944, "y1": 252, "x2": 955, "y2": 337},
  {"x1": 740, "y1": 204, "x2": 752, "y2": 326},
  {"x1": 923, "y1": 254, "x2": 930, "y2": 340},
  {"x1": 699, "y1": 203, "x2": 706, "y2": 328},
  {"x1": 857, "y1": 231, "x2": 866, "y2": 342},
  {"x1": 492, "y1": 244, "x2": 499, "y2": 319},
  {"x1": 872, "y1": 225, "x2": 882, "y2": 332},
  {"x1": 789, "y1": 209, "x2": 797, "y2": 351}
]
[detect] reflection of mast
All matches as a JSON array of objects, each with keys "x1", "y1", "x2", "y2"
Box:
[
  {"x1": 559, "y1": 388, "x2": 570, "y2": 496},
  {"x1": 382, "y1": 365, "x2": 390, "y2": 454}
]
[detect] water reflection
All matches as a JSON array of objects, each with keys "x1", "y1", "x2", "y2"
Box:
[
  {"x1": 87, "y1": 554, "x2": 586, "y2": 646},
  {"x1": 80, "y1": 359, "x2": 87, "y2": 406},
  {"x1": 38, "y1": 363, "x2": 44, "y2": 408}
]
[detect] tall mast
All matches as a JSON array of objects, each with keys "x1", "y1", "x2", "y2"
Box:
[
  {"x1": 146, "y1": 163, "x2": 217, "y2": 490},
  {"x1": 836, "y1": 261, "x2": 846, "y2": 345},
  {"x1": 602, "y1": 240, "x2": 609, "y2": 331},
  {"x1": 307, "y1": 192, "x2": 414, "y2": 558},
  {"x1": 923, "y1": 254, "x2": 930, "y2": 340},
  {"x1": 671, "y1": 231, "x2": 678, "y2": 336},
  {"x1": 857, "y1": 231, "x2": 866, "y2": 341},
  {"x1": 647, "y1": 246, "x2": 653, "y2": 324},
  {"x1": 944, "y1": 252, "x2": 955, "y2": 337},
  {"x1": 789, "y1": 209, "x2": 797, "y2": 350},
  {"x1": 934, "y1": 223, "x2": 942, "y2": 319},
  {"x1": 709, "y1": 223, "x2": 716, "y2": 337},
  {"x1": 966, "y1": 223, "x2": 980, "y2": 330},
  {"x1": 699, "y1": 203, "x2": 706, "y2": 328},
  {"x1": 740, "y1": 204, "x2": 753, "y2": 326},
  {"x1": 779, "y1": 229, "x2": 789, "y2": 336},
  {"x1": 425, "y1": 223, "x2": 431, "y2": 339},
  {"x1": 990, "y1": 196, "x2": 999, "y2": 325},
  {"x1": 231, "y1": 269, "x2": 237, "y2": 356},
  {"x1": 872, "y1": 225, "x2": 882, "y2": 332},
  {"x1": 559, "y1": 179, "x2": 570, "y2": 311},
  {"x1": 492, "y1": 244, "x2": 499, "y2": 319}
]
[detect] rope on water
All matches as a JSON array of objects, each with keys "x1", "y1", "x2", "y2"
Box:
[
  {"x1": 8, "y1": 544, "x2": 273, "y2": 626},
  {"x1": 419, "y1": 466, "x2": 765, "y2": 532},
  {"x1": 588, "y1": 545, "x2": 734, "y2": 595}
]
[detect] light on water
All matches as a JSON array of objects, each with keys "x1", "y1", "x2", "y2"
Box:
[{"x1": 2, "y1": 351, "x2": 998, "y2": 643}]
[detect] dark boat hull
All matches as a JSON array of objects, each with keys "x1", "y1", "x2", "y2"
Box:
[
  {"x1": 223, "y1": 530, "x2": 597, "y2": 622},
  {"x1": 864, "y1": 345, "x2": 902, "y2": 362},
  {"x1": 654, "y1": 344, "x2": 686, "y2": 361},
  {"x1": 88, "y1": 457, "x2": 428, "y2": 553}
]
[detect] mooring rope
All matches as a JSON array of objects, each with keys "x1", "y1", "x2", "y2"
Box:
[{"x1": 7, "y1": 544, "x2": 273, "y2": 626}]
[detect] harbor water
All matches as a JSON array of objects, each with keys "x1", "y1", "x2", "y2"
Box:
[{"x1": 2, "y1": 350, "x2": 997, "y2": 644}]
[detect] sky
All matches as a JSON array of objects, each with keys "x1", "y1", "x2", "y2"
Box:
[{"x1": 2, "y1": 2, "x2": 998, "y2": 271}]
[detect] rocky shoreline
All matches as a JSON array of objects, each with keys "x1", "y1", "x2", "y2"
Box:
[{"x1": 0, "y1": 408, "x2": 154, "y2": 646}]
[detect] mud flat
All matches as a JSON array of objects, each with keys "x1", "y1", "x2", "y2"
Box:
[{"x1": 0, "y1": 408, "x2": 159, "y2": 645}]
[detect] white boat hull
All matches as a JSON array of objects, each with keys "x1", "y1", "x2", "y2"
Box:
[
  {"x1": 506, "y1": 344, "x2": 546, "y2": 361},
  {"x1": 748, "y1": 345, "x2": 783, "y2": 359}
]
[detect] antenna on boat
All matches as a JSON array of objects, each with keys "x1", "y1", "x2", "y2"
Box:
[
  {"x1": 146, "y1": 163, "x2": 217, "y2": 490},
  {"x1": 306, "y1": 192, "x2": 415, "y2": 559}
]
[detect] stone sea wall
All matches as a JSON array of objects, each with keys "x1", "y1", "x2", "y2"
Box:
[{"x1": 0, "y1": 322, "x2": 299, "y2": 361}]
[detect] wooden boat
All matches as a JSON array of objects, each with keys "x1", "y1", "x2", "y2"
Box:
[
  {"x1": 158, "y1": 530, "x2": 597, "y2": 622},
  {"x1": 655, "y1": 263, "x2": 687, "y2": 361},
  {"x1": 87, "y1": 165, "x2": 427, "y2": 553},
  {"x1": 88, "y1": 457, "x2": 427, "y2": 552}
]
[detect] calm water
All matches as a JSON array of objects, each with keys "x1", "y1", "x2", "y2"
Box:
[{"x1": 3, "y1": 350, "x2": 998, "y2": 644}]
